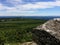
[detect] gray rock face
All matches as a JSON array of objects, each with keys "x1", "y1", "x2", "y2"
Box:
[
  {"x1": 32, "y1": 18, "x2": 60, "y2": 45},
  {"x1": 35, "y1": 18, "x2": 60, "y2": 40}
]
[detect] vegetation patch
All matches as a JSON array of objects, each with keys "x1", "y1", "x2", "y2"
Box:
[{"x1": 0, "y1": 18, "x2": 46, "y2": 45}]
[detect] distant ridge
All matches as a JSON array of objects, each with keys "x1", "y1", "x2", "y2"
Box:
[{"x1": 0, "y1": 16, "x2": 60, "y2": 20}]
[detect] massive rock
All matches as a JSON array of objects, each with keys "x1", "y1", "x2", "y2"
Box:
[{"x1": 32, "y1": 18, "x2": 60, "y2": 45}]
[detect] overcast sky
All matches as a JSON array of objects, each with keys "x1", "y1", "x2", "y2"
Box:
[{"x1": 0, "y1": 0, "x2": 60, "y2": 16}]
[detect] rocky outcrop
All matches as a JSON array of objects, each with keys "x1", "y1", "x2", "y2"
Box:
[
  {"x1": 6, "y1": 42, "x2": 37, "y2": 45},
  {"x1": 21, "y1": 41, "x2": 37, "y2": 45},
  {"x1": 32, "y1": 18, "x2": 60, "y2": 45}
]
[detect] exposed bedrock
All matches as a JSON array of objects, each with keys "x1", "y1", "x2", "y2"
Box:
[{"x1": 32, "y1": 18, "x2": 60, "y2": 45}]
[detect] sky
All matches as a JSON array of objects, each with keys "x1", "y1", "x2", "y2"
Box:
[{"x1": 0, "y1": 0, "x2": 60, "y2": 16}]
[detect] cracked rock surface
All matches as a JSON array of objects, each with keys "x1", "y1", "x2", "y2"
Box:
[
  {"x1": 35, "y1": 18, "x2": 60, "y2": 40},
  {"x1": 32, "y1": 18, "x2": 60, "y2": 45}
]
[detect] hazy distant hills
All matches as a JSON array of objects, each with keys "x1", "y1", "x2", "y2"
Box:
[{"x1": 0, "y1": 16, "x2": 60, "y2": 20}]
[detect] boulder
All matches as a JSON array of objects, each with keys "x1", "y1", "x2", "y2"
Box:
[{"x1": 32, "y1": 18, "x2": 60, "y2": 45}]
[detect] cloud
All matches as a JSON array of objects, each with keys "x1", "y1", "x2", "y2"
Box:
[
  {"x1": 13, "y1": 0, "x2": 60, "y2": 11},
  {"x1": 0, "y1": 0, "x2": 60, "y2": 16},
  {"x1": 21, "y1": 0, "x2": 60, "y2": 10},
  {"x1": 0, "y1": 0, "x2": 60, "y2": 11},
  {"x1": 6, "y1": 0, "x2": 22, "y2": 5}
]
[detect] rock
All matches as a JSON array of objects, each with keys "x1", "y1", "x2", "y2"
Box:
[
  {"x1": 32, "y1": 18, "x2": 60, "y2": 45},
  {"x1": 21, "y1": 41, "x2": 37, "y2": 45}
]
